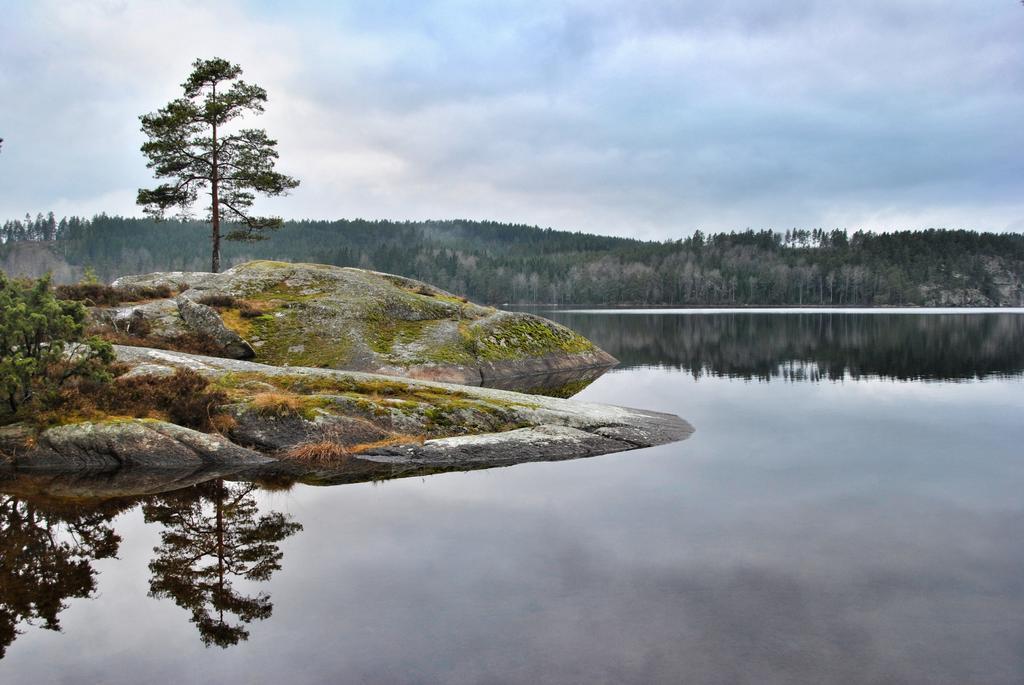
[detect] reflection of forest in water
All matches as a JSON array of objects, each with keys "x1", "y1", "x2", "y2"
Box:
[
  {"x1": 0, "y1": 479, "x2": 301, "y2": 656},
  {"x1": 549, "y1": 312, "x2": 1024, "y2": 381}
]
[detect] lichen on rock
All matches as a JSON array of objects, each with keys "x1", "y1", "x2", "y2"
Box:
[{"x1": 108, "y1": 260, "x2": 616, "y2": 383}]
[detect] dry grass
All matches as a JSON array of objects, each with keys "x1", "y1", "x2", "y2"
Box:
[
  {"x1": 282, "y1": 430, "x2": 426, "y2": 465},
  {"x1": 350, "y1": 434, "x2": 426, "y2": 454},
  {"x1": 284, "y1": 440, "x2": 351, "y2": 464},
  {"x1": 209, "y1": 412, "x2": 238, "y2": 434},
  {"x1": 250, "y1": 391, "x2": 304, "y2": 417}
]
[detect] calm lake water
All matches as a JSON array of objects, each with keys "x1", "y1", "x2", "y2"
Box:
[{"x1": 3, "y1": 310, "x2": 1024, "y2": 684}]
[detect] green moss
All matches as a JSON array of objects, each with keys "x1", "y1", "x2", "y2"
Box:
[
  {"x1": 244, "y1": 309, "x2": 353, "y2": 368},
  {"x1": 367, "y1": 319, "x2": 433, "y2": 355},
  {"x1": 239, "y1": 260, "x2": 296, "y2": 270},
  {"x1": 212, "y1": 369, "x2": 537, "y2": 436},
  {"x1": 466, "y1": 316, "x2": 596, "y2": 361}
]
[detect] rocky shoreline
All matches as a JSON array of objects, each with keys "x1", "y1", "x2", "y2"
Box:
[
  {"x1": 0, "y1": 346, "x2": 692, "y2": 477},
  {"x1": 1, "y1": 262, "x2": 693, "y2": 477}
]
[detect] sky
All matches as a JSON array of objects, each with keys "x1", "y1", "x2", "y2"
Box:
[{"x1": 2, "y1": 0, "x2": 1023, "y2": 240}]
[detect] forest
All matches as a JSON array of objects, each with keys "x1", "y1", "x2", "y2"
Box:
[{"x1": 2, "y1": 213, "x2": 1023, "y2": 306}]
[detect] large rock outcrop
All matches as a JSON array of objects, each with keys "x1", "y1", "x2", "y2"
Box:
[
  {"x1": 2, "y1": 418, "x2": 271, "y2": 470},
  {"x1": 0, "y1": 346, "x2": 692, "y2": 474},
  {"x1": 104, "y1": 261, "x2": 617, "y2": 385}
]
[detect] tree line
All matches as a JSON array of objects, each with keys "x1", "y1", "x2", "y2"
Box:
[
  {"x1": 552, "y1": 310, "x2": 1024, "y2": 381},
  {"x1": 2, "y1": 213, "x2": 1023, "y2": 306}
]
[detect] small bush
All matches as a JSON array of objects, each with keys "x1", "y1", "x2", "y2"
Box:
[
  {"x1": 54, "y1": 283, "x2": 123, "y2": 306},
  {"x1": 197, "y1": 293, "x2": 267, "y2": 319},
  {"x1": 55, "y1": 283, "x2": 173, "y2": 306},
  {"x1": 1, "y1": 275, "x2": 114, "y2": 416},
  {"x1": 196, "y1": 293, "x2": 238, "y2": 308},
  {"x1": 117, "y1": 312, "x2": 152, "y2": 338},
  {"x1": 100, "y1": 368, "x2": 229, "y2": 431},
  {"x1": 237, "y1": 300, "x2": 267, "y2": 318}
]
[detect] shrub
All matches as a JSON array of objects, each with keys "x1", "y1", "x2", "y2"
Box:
[
  {"x1": 100, "y1": 368, "x2": 229, "y2": 431},
  {"x1": 197, "y1": 293, "x2": 266, "y2": 319},
  {"x1": 196, "y1": 293, "x2": 238, "y2": 308},
  {"x1": 237, "y1": 300, "x2": 267, "y2": 318},
  {"x1": 0, "y1": 274, "x2": 114, "y2": 416},
  {"x1": 54, "y1": 283, "x2": 173, "y2": 306}
]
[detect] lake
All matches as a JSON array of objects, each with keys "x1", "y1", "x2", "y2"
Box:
[{"x1": 3, "y1": 310, "x2": 1024, "y2": 684}]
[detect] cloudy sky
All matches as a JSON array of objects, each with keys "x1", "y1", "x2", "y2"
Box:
[{"x1": 2, "y1": 0, "x2": 1023, "y2": 240}]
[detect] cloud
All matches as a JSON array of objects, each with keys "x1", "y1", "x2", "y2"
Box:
[{"x1": 1, "y1": 0, "x2": 1023, "y2": 238}]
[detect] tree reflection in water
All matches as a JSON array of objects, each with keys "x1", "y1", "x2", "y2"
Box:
[
  {"x1": 549, "y1": 311, "x2": 1024, "y2": 381},
  {"x1": 0, "y1": 495, "x2": 127, "y2": 658},
  {"x1": 143, "y1": 479, "x2": 302, "y2": 648}
]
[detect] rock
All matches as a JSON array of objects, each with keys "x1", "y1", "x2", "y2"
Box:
[
  {"x1": 5, "y1": 345, "x2": 691, "y2": 475},
  {"x1": 362, "y1": 424, "x2": 666, "y2": 466},
  {"x1": 91, "y1": 298, "x2": 186, "y2": 339},
  {"x1": 111, "y1": 261, "x2": 617, "y2": 384},
  {"x1": 110, "y1": 346, "x2": 693, "y2": 471},
  {"x1": 176, "y1": 296, "x2": 255, "y2": 358},
  {"x1": 0, "y1": 465, "x2": 248, "y2": 499},
  {"x1": 11, "y1": 419, "x2": 272, "y2": 471}
]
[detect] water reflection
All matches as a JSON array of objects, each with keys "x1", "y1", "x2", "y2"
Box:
[
  {"x1": 0, "y1": 494, "x2": 126, "y2": 657},
  {"x1": 2, "y1": 313, "x2": 1023, "y2": 683},
  {"x1": 143, "y1": 480, "x2": 302, "y2": 648},
  {"x1": 0, "y1": 475, "x2": 301, "y2": 654},
  {"x1": 546, "y1": 311, "x2": 1024, "y2": 381}
]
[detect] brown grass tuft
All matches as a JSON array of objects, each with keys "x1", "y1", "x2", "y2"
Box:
[
  {"x1": 350, "y1": 434, "x2": 426, "y2": 454},
  {"x1": 209, "y1": 412, "x2": 238, "y2": 434},
  {"x1": 250, "y1": 391, "x2": 304, "y2": 416},
  {"x1": 284, "y1": 440, "x2": 351, "y2": 464}
]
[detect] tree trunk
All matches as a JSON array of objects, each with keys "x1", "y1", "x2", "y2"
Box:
[{"x1": 210, "y1": 84, "x2": 221, "y2": 274}]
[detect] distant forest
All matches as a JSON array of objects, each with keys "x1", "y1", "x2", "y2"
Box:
[
  {"x1": 2, "y1": 213, "x2": 1023, "y2": 306},
  {"x1": 552, "y1": 311, "x2": 1024, "y2": 382}
]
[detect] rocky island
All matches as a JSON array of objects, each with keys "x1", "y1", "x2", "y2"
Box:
[
  {"x1": 0, "y1": 262, "x2": 692, "y2": 481},
  {"x1": 102, "y1": 260, "x2": 617, "y2": 384}
]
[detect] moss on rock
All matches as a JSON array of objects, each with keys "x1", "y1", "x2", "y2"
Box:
[{"x1": 110, "y1": 261, "x2": 616, "y2": 384}]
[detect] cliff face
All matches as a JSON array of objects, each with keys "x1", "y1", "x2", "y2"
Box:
[{"x1": 104, "y1": 260, "x2": 617, "y2": 384}]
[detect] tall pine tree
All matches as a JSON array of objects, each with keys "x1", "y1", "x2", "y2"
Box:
[{"x1": 137, "y1": 58, "x2": 299, "y2": 272}]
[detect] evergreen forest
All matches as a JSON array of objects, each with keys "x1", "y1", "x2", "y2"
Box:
[{"x1": 2, "y1": 213, "x2": 1022, "y2": 306}]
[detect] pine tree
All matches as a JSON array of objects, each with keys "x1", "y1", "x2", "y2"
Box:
[{"x1": 137, "y1": 58, "x2": 299, "y2": 273}]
